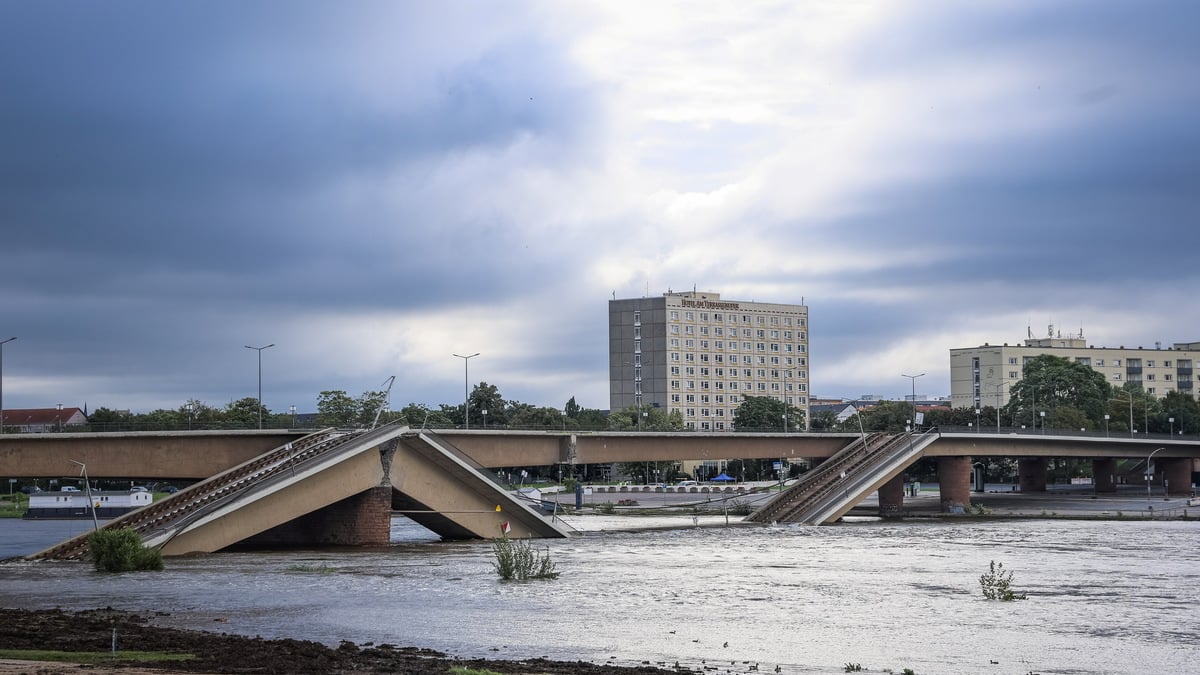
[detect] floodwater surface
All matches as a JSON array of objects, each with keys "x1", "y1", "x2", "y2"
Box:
[{"x1": 1, "y1": 516, "x2": 1197, "y2": 675}]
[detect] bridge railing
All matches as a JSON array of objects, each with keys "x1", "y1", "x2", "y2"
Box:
[
  {"x1": 750, "y1": 433, "x2": 889, "y2": 523},
  {"x1": 31, "y1": 427, "x2": 361, "y2": 560}
]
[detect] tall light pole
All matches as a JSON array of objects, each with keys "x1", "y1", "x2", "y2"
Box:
[
  {"x1": 901, "y1": 373, "x2": 925, "y2": 431},
  {"x1": 1146, "y1": 447, "x2": 1165, "y2": 501},
  {"x1": 453, "y1": 352, "x2": 479, "y2": 429},
  {"x1": 1111, "y1": 392, "x2": 1134, "y2": 438},
  {"x1": 986, "y1": 381, "x2": 1008, "y2": 433},
  {"x1": 0, "y1": 337, "x2": 15, "y2": 435},
  {"x1": 244, "y1": 344, "x2": 274, "y2": 429}
]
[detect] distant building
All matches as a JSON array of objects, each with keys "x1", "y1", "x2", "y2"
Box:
[
  {"x1": 609, "y1": 290, "x2": 809, "y2": 431},
  {"x1": 2, "y1": 407, "x2": 87, "y2": 433},
  {"x1": 950, "y1": 327, "x2": 1199, "y2": 409}
]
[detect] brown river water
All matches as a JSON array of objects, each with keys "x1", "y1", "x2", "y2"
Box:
[{"x1": 1, "y1": 515, "x2": 1198, "y2": 675}]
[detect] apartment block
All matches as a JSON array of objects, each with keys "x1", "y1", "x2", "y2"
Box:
[
  {"x1": 950, "y1": 329, "x2": 1198, "y2": 409},
  {"x1": 609, "y1": 290, "x2": 809, "y2": 430}
]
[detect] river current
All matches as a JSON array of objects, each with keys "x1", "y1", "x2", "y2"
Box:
[{"x1": 1, "y1": 515, "x2": 1197, "y2": 675}]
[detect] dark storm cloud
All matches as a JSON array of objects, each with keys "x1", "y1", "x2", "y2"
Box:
[
  {"x1": 0, "y1": 2, "x2": 602, "y2": 410},
  {"x1": 1, "y1": 2, "x2": 597, "y2": 300}
]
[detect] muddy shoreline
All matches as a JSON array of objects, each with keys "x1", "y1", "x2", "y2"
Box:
[{"x1": 0, "y1": 608, "x2": 685, "y2": 675}]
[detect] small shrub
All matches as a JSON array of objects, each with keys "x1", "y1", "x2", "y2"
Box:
[
  {"x1": 979, "y1": 560, "x2": 1026, "y2": 601},
  {"x1": 843, "y1": 664, "x2": 864, "y2": 672},
  {"x1": 595, "y1": 502, "x2": 615, "y2": 514},
  {"x1": 88, "y1": 528, "x2": 163, "y2": 572},
  {"x1": 491, "y1": 536, "x2": 559, "y2": 581},
  {"x1": 727, "y1": 498, "x2": 752, "y2": 516}
]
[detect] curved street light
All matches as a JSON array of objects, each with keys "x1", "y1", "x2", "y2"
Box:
[
  {"x1": 1146, "y1": 447, "x2": 1165, "y2": 501},
  {"x1": 901, "y1": 373, "x2": 925, "y2": 431}
]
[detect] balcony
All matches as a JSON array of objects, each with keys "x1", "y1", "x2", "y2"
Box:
[
  {"x1": 1125, "y1": 366, "x2": 1142, "y2": 375},
  {"x1": 1179, "y1": 381, "x2": 1194, "y2": 390},
  {"x1": 1178, "y1": 367, "x2": 1193, "y2": 376}
]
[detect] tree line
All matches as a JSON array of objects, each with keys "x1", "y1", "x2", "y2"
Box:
[{"x1": 70, "y1": 354, "x2": 1200, "y2": 437}]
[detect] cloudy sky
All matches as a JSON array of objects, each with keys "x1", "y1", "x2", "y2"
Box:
[{"x1": 2, "y1": 1, "x2": 1198, "y2": 415}]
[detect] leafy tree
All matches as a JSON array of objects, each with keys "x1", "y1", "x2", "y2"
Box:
[
  {"x1": 564, "y1": 396, "x2": 582, "y2": 419},
  {"x1": 316, "y1": 390, "x2": 357, "y2": 427},
  {"x1": 575, "y1": 408, "x2": 608, "y2": 430},
  {"x1": 398, "y1": 402, "x2": 454, "y2": 428},
  {"x1": 509, "y1": 405, "x2": 571, "y2": 429},
  {"x1": 845, "y1": 400, "x2": 912, "y2": 433},
  {"x1": 1004, "y1": 354, "x2": 1111, "y2": 429},
  {"x1": 225, "y1": 397, "x2": 266, "y2": 429},
  {"x1": 732, "y1": 395, "x2": 806, "y2": 431},
  {"x1": 1159, "y1": 390, "x2": 1200, "y2": 436},
  {"x1": 809, "y1": 409, "x2": 840, "y2": 431},
  {"x1": 88, "y1": 407, "x2": 134, "y2": 432},
  {"x1": 608, "y1": 405, "x2": 684, "y2": 431},
  {"x1": 468, "y1": 382, "x2": 506, "y2": 428}
]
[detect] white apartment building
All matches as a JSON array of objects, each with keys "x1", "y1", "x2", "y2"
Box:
[
  {"x1": 950, "y1": 328, "x2": 1199, "y2": 409},
  {"x1": 609, "y1": 290, "x2": 809, "y2": 431}
]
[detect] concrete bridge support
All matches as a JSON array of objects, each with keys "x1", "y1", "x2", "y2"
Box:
[
  {"x1": 1018, "y1": 458, "x2": 1047, "y2": 492},
  {"x1": 937, "y1": 456, "x2": 972, "y2": 512},
  {"x1": 877, "y1": 474, "x2": 905, "y2": 517},
  {"x1": 1162, "y1": 458, "x2": 1192, "y2": 496},
  {"x1": 240, "y1": 486, "x2": 393, "y2": 548},
  {"x1": 1093, "y1": 458, "x2": 1117, "y2": 493}
]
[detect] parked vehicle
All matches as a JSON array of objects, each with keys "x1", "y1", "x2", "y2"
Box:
[{"x1": 60, "y1": 486, "x2": 80, "y2": 492}]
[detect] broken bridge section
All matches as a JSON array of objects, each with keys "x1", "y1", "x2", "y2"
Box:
[
  {"x1": 747, "y1": 430, "x2": 940, "y2": 525},
  {"x1": 29, "y1": 424, "x2": 569, "y2": 560}
]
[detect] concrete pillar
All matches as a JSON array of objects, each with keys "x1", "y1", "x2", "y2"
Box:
[
  {"x1": 877, "y1": 474, "x2": 905, "y2": 517},
  {"x1": 1018, "y1": 458, "x2": 1047, "y2": 492},
  {"x1": 242, "y1": 486, "x2": 394, "y2": 548},
  {"x1": 937, "y1": 456, "x2": 972, "y2": 513},
  {"x1": 1093, "y1": 458, "x2": 1117, "y2": 494},
  {"x1": 1161, "y1": 458, "x2": 1192, "y2": 496}
]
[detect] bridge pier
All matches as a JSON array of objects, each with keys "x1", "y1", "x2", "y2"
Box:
[
  {"x1": 877, "y1": 474, "x2": 906, "y2": 517},
  {"x1": 242, "y1": 486, "x2": 393, "y2": 548},
  {"x1": 937, "y1": 456, "x2": 971, "y2": 513},
  {"x1": 1162, "y1": 457, "x2": 1192, "y2": 496},
  {"x1": 1093, "y1": 458, "x2": 1117, "y2": 493},
  {"x1": 1018, "y1": 458, "x2": 1047, "y2": 492}
]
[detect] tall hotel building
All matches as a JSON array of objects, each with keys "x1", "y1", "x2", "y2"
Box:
[{"x1": 609, "y1": 291, "x2": 810, "y2": 431}]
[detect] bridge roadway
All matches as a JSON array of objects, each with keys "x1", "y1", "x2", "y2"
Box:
[
  {"x1": 3, "y1": 428, "x2": 1198, "y2": 479},
  {"x1": 4, "y1": 428, "x2": 1198, "y2": 556}
]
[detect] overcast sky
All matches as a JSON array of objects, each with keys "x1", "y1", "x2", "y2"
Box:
[{"x1": 2, "y1": 1, "x2": 1198, "y2": 415}]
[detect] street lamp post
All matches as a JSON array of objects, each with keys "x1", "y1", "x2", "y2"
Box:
[
  {"x1": 986, "y1": 381, "x2": 1008, "y2": 433},
  {"x1": 186, "y1": 402, "x2": 194, "y2": 430},
  {"x1": 901, "y1": 373, "x2": 925, "y2": 431},
  {"x1": 244, "y1": 344, "x2": 275, "y2": 429},
  {"x1": 1146, "y1": 447, "x2": 1165, "y2": 501},
  {"x1": 55, "y1": 403, "x2": 62, "y2": 432},
  {"x1": 1111, "y1": 392, "x2": 1134, "y2": 438},
  {"x1": 975, "y1": 408, "x2": 981, "y2": 433},
  {"x1": 289, "y1": 405, "x2": 296, "y2": 428},
  {"x1": 1104, "y1": 414, "x2": 1110, "y2": 437},
  {"x1": 1169, "y1": 417, "x2": 1174, "y2": 437},
  {"x1": 0, "y1": 336, "x2": 15, "y2": 435},
  {"x1": 452, "y1": 352, "x2": 479, "y2": 429},
  {"x1": 1039, "y1": 410, "x2": 1046, "y2": 435}
]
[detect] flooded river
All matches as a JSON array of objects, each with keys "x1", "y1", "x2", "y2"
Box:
[{"x1": 1, "y1": 515, "x2": 1198, "y2": 674}]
